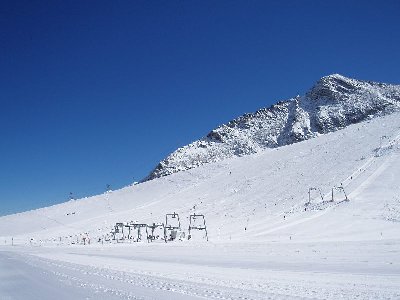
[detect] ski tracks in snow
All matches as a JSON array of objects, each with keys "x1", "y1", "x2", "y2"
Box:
[
  {"x1": 260, "y1": 128, "x2": 400, "y2": 236},
  {"x1": 8, "y1": 250, "x2": 399, "y2": 300},
  {"x1": 18, "y1": 253, "x2": 279, "y2": 300}
]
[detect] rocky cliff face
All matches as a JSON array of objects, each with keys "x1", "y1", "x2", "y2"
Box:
[{"x1": 146, "y1": 74, "x2": 400, "y2": 180}]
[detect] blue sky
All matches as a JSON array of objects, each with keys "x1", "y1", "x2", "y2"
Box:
[{"x1": 1, "y1": 0, "x2": 399, "y2": 216}]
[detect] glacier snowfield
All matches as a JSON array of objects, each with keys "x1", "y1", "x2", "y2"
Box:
[{"x1": 1, "y1": 111, "x2": 400, "y2": 299}]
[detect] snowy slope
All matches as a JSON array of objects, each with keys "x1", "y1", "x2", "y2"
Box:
[
  {"x1": 147, "y1": 74, "x2": 400, "y2": 180},
  {"x1": 1, "y1": 105, "x2": 400, "y2": 299},
  {"x1": 1, "y1": 110, "x2": 399, "y2": 244}
]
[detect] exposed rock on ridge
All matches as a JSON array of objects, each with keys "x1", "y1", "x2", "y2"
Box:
[{"x1": 146, "y1": 74, "x2": 400, "y2": 180}]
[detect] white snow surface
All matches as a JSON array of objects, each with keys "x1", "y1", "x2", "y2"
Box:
[{"x1": 1, "y1": 109, "x2": 400, "y2": 299}]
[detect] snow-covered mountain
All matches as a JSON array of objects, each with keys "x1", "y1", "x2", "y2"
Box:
[
  {"x1": 2, "y1": 108, "x2": 400, "y2": 243},
  {"x1": 2, "y1": 80, "x2": 400, "y2": 299},
  {"x1": 147, "y1": 74, "x2": 400, "y2": 180}
]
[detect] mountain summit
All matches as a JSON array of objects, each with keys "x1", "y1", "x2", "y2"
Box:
[{"x1": 146, "y1": 74, "x2": 400, "y2": 180}]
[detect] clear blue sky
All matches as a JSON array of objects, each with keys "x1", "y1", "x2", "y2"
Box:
[{"x1": 1, "y1": 0, "x2": 399, "y2": 216}]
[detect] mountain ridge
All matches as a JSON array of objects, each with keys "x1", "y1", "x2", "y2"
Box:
[{"x1": 146, "y1": 74, "x2": 400, "y2": 180}]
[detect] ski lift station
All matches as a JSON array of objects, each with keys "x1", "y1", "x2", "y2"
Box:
[
  {"x1": 27, "y1": 183, "x2": 349, "y2": 247},
  {"x1": 104, "y1": 212, "x2": 208, "y2": 244}
]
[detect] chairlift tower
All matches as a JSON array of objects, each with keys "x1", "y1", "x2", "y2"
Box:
[
  {"x1": 164, "y1": 212, "x2": 182, "y2": 242},
  {"x1": 110, "y1": 228, "x2": 116, "y2": 241},
  {"x1": 128, "y1": 223, "x2": 150, "y2": 242},
  {"x1": 188, "y1": 214, "x2": 208, "y2": 241},
  {"x1": 307, "y1": 187, "x2": 324, "y2": 205},
  {"x1": 105, "y1": 185, "x2": 114, "y2": 212},
  {"x1": 136, "y1": 224, "x2": 149, "y2": 242},
  {"x1": 147, "y1": 223, "x2": 165, "y2": 242},
  {"x1": 331, "y1": 184, "x2": 349, "y2": 202},
  {"x1": 114, "y1": 222, "x2": 125, "y2": 241}
]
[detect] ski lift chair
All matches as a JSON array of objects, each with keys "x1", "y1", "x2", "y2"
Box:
[{"x1": 123, "y1": 222, "x2": 149, "y2": 242}]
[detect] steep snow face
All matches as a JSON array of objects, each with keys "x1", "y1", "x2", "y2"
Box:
[{"x1": 147, "y1": 74, "x2": 400, "y2": 180}]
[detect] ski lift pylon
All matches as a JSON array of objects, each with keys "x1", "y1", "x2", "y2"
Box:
[
  {"x1": 188, "y1": 213, "x2": 208, "y2": 241},
  {"x1": 124, "y1": 222, "x2": 150, "y2": 242},
  {"x1": 307, "y1": 187, "x2": 324, "y2": 205},
  {"x1": 164, "y1": 212, "x2": 183, "y2": 242},
  {"x1": 147, "y1": 222, "x2": 165, "y2": 242},
  {"x1": 331, "y1": 184, "x2": 349, "y2": 202}
]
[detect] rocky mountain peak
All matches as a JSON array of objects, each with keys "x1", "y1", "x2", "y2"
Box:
[
  {"x1": 307, "y1": 74, "x2": 359, "y2": 101},
  {"x1": 145, "y1": 75, "x2": 400, "y2": 181}
]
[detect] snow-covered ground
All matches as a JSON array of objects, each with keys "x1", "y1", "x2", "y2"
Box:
[{"x1": 1, "y1": 111, "x2": 400, "y2": 299}]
